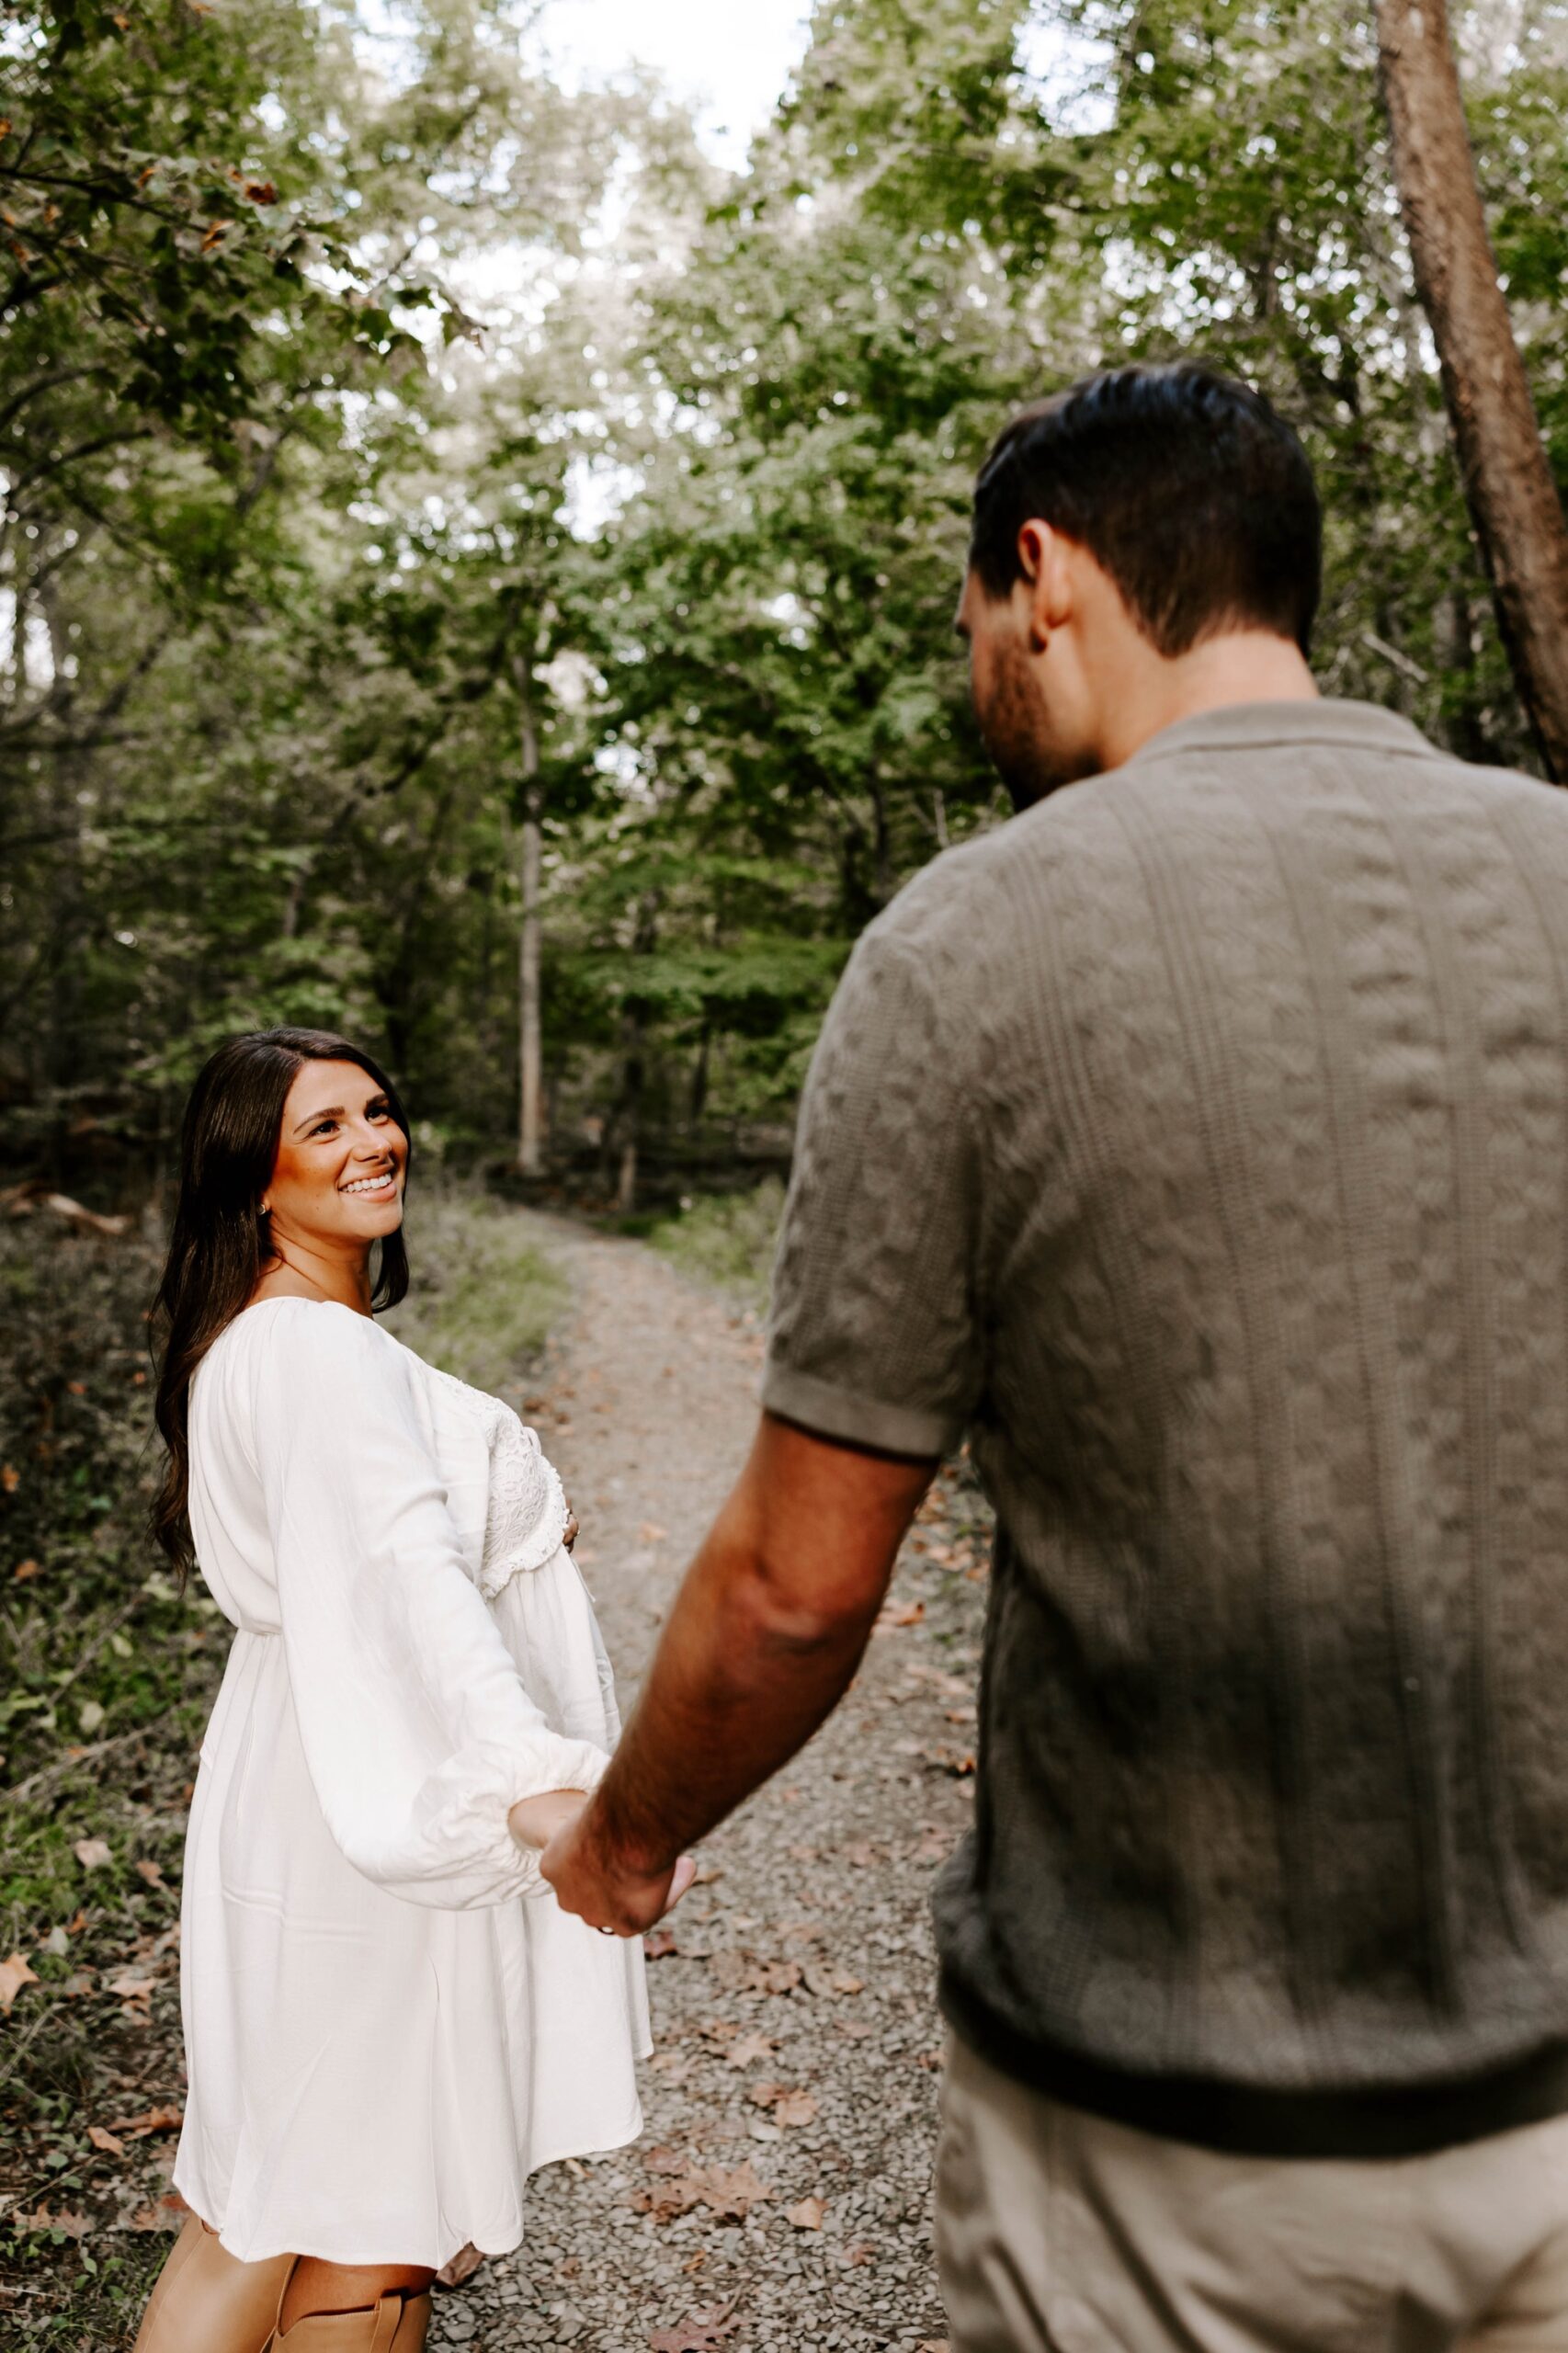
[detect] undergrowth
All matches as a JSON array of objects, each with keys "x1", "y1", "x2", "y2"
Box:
[{"x1": 645, "y1": 1178, "x2": 785, "y2": 1319}]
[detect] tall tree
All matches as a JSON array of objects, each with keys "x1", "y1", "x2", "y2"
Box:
[{"x1": 1377, "y1": 0, "x2": 1568, "y2": 778}]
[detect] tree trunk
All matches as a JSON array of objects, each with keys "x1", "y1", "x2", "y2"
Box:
[
  {"x1": 613, "y1": 893, "x2": 659, "y2": 1215},
  {"x1": 514, "y1": 656, "x2": 544, "y2": 1176},
  {"x1": 1376, "y1": 0, "x2": 1568, "y2": 779}
]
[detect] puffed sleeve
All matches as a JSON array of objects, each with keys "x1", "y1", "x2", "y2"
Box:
[{"x1": 247, "y1": 1300, "x2": 608, "y2": 1908}]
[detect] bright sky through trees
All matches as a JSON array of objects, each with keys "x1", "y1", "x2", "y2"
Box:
[{"x1": 531, "y1": 0, "x2": 815, "y2": 166}]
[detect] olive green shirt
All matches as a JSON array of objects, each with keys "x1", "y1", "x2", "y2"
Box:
[{"x1": 764, "y1": 699, "x2": 1568, "y2": 2154}]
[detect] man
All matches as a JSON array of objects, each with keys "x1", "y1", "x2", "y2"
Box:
[{"x1": 544, "y1": 363, "x2": 1568, "y2": 2348}]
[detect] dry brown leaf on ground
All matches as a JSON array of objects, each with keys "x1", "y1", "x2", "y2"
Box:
[
  {"x1": 874, "y1": 1600, "x2": 925, "y2": 1631},
  {"x1": 11, "y1": 1556, "x2": 41, "y2": 1580},
  {"x1": 87, "y1": 2125, "x2": 126, "y2": 2155},
  {"x1": 107, "y1": 1972, "x2": 155, "y2": 2001},
  {"x1": 644, "y1": 1927, "x2": 679, "y2": 1960},
  {"x1": 698, "y1": 2162, "x2": 768, "y2": 2218},
  {"x1": 785, "y1": 2197, "x2": 826, "y2": 2231},
  {"x1": 773, "y1": 2091, "x2": 817, "y2": 2127},
  {"x1": 435, "y1": 2242, "x2": 484, "y2": 2289},
  {"x1": 73, "y1": 1836, "x2": 112, "y2": 1870},
  {"x1": 648, "y1": 2300, "x2": 740, "y2": 2352},
  {"x1": 14, "y1": 2206, "x2": 90, "y2": 2238},
  {"x1": 135, "y1": 1859, "x2": 165, "y2": 1887},
  {"x1": 802, "y1": 1961, "x2": 863, "y2": 1998},
  {"x1": 128, "y1": 2193, "x2": 187, "y2": 2233},
  {"x1": 0, "y1": 1950, "x2": 39, "y2": 2011},
  {"x1": 724, "y1": 2031, "x2": 778, "y2": 2068},
  {"x1": 108, "y1": 2104, "x2": 183, "y2": 2137}
]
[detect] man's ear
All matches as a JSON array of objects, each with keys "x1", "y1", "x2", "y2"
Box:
[{"x1": 1017, "y1": 520, "x2": 1074, "y2": 651}]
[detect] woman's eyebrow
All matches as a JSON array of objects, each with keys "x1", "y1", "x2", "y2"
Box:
[{"x1": 291, "y1": 1104, "x2": 346, "y2": 1133}]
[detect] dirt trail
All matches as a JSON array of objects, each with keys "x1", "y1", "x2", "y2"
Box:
[{"x1": 437, "y1": 1218, "x2": 990, "y2": 2353}]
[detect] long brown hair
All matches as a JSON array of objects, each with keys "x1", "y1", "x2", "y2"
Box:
[{"x1": 150, "y1": 1029, "x2": 412, "y2": 1574}]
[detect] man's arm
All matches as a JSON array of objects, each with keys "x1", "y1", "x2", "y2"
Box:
[{"x1": 540, "y1": 1411, "x2": 936, "y2": 1932}]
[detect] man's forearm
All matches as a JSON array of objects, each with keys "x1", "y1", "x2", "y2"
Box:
[
  {"x1": 589, "y1": 1504, "x2": 881, "y2": 1876},
  {"x1": 579, "y1": 1415, "x2": 934, "y2": 1881}
]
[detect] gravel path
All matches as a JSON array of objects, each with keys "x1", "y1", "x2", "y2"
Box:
[{"x1": 434, "y1": 1218, "x2": 991, "y2": 2353}]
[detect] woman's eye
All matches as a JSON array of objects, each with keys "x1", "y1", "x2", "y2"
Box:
[
  {"x1": 369, "y1": 1106, "x2": 391, "y2": 1124},
  {"x1": 312, "y1": 1120, "x2": 337, "y2": 1137}
]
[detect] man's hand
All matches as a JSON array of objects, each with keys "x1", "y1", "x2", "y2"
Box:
[
  {"x1": 547, "y1": 1413, "x2": 934, "y2": 1907},
  {"x1": 540, "y1": 1806, "x2": 697, "y2": 1934}
]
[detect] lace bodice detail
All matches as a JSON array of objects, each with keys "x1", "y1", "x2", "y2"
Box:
[{"x1": 425, "y1": 1363, "x2": 569, "y2": 1599}]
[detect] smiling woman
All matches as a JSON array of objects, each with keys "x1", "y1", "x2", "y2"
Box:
[{"x1": 134, "y1": 1029, "x2": 653, "y2": 2352}]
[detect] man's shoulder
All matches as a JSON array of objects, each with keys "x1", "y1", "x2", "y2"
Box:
[{"x1": 867, "y1": 788, "x2": 1114, "y2": 959}]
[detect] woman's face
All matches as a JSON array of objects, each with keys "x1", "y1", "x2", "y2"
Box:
[{"x1": 263, "y1": 1059, "x2": 408, "y2": 1255}]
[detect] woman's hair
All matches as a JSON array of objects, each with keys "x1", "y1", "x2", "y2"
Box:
[{"x1": 149, "y1": 1028, "x2": 412, "y2": 1574}]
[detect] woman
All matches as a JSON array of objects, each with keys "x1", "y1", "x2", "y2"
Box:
[{"x1": 134, "y1": 1028, "x2": 678, "y2": 2352}]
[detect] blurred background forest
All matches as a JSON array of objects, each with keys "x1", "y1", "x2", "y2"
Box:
[{"x1": 4, "y1": 0, "x2": 1566, "y2": 1213}]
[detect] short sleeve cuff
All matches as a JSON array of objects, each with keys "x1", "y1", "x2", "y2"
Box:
[{"x1": 760, "y1": 1358, "x2": 960, "y2": 1461}]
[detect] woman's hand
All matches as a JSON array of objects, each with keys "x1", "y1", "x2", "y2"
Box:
[
  {"x1": 507, "y1": 1787, "x2": 590, "y2": 1852},
  {"x1": 539, "y1": 1801, "x2": 698, "y2": 1935},
  {"x1": 562, "y1": 1508, "x2": 580, "y2": 1552}
]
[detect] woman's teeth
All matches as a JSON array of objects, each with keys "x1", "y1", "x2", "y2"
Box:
[{"x1": 341, "y1": 1174, "x2": 396, "y2": 1196}]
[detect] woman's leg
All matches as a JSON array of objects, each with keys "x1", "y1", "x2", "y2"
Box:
[{"x1": 132, "y1": 2213, "x2": 295, "y2": 2353}]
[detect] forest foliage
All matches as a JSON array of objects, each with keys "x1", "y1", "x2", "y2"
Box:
[{"x1": 5, "y1": 0, "x2": 1568, "y2": 1194}]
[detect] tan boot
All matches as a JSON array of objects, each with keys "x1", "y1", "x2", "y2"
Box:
[
  {"x1": 268, "y1": 2290, "x2": 431, "y2": 2351},
  {"x1": 132, "y1": 2213, "x2": 295, "y2": 2353}
]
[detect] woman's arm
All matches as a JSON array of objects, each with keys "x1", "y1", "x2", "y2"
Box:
[{"x1": 251, "y1": 1301, "x2": 608, "y2": 1908}]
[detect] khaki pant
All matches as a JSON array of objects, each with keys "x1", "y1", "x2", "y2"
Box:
[{"x1": 935, "y1": 2034, "x2": 1568, "y2": 2352}]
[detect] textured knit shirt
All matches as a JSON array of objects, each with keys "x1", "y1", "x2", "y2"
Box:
[{"x1": 763, "y1": 699, "x2": 1568, "y2": 2156}]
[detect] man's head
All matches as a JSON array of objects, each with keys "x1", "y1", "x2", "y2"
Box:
[{"x1": 958, "y1": 363, "x2": 1322, "y2": 806}]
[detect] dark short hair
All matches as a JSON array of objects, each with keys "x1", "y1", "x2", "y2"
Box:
[{"x1": 970, "y1": 363, "x2": 1322, "y2": 657}]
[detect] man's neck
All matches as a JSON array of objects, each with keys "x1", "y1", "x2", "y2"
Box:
[{"x1": 1096, "y1": 631, "x2": 1319, "y2": 775}]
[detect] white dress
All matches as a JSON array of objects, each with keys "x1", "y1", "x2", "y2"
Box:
[{"x1": 172, "y1": 1296, "x2": 650, "y2": 2268}]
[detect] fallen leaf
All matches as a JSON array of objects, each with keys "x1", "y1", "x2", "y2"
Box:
[
  {"x1": 0, "y1": 1951, "x2": 39, "y2": 2012},
  {"x1": 634, "y1": 2160, "x2": 769, "y2": 2223},
  {"x1": 129, "y1": 2192, "x2": 187, "y2": 2233},
  {"x1": 11, "y1": 1557, "x2": 40, "y2": 1581},
  {"x1": 802, "y1": 1962, "x2": 864, "y2": 1998},
  {"x1": 107, "y1": 1972, "x2": 155, "y2": 2001},
  {"x1": 773, "y1": 2090, "x2": 817, "y2": 2127},
  {"x1": 643, "y1": 1927, "x2": 678, "y2": 1960},
  {"x1": 876, "y1": 1599, "x2": 925, "y2": 1630},
  {"x1": 697, "y1": 2162, "x2": 768, "y2": 2219},
  {"x1": 649, "y1": 2300, "x2": 740, "y2": 2352},
  {"x1": 108, "y1": 2104, "x2": 183, "y2": 2137},
  {"x1": 843, "y1": 2239, "x2": 875, "y2": 2266},
  {"x1": 786, "y1": 2196, "x2": 825, "y2": 2231},
  {"x1": 74, "y1": 1837, "x2": 112, "y2": 1870},
  {"x1": 0, "y1": 1464, "x2": 17, "y2": 1494},
  {"x1": 87, "y1": 2125, "x2": 126, "y2": 2155},
  {"x1": 14, "y1": 2206, "x2": 90, "y2": 2238},
  {"x1": 435, "y1": 2243, "x2": 484, "y2": 2289},
  {"x1": 725, "y1": 2031, "x2": 778, "y2": 2069},
  {"x1": 134, "y1": 1859, "x2": 165, "y2": 1888},
  {"x1": 638, "y1": 1522, "x2": 669, "y2": 1545}
]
